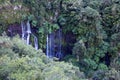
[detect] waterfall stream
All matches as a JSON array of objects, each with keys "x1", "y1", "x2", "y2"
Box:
[
  {"x1": 21, "y1": 21, "x2": 38, "y2": 50},
  {"x1": 46, "y1": 35, "x2": 49, "y2": 57},
  {"x1": 33, "y1": 34, "x2": 38, "y2": 50},
  {"x1": 21, "y1": 21, "x2": 63, "y2": 58},
  {"x1": 26, "y1": 21, "x2": 31, "y2": 45},
  {"x1": 21, "y1": 21, "x2": 25, "y2": 40},
  {"x1": 46, "y1": 29, "x2": 62, "y2": 59}
]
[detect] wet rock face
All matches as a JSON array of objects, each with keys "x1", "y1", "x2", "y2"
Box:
[{"x1": 7, "y1": 23, "x2": 22, "y2": 37}]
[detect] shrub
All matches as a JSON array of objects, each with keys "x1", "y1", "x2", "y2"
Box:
[{"x1": 0, "y1": 36, "x2": 86, "y2": 80}]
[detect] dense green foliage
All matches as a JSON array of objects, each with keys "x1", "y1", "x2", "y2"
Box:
[
  {"x1": 0, "y1": 36, "x2": 86, "y2": 80},
  {"x1": 0, "y1": 0, "x2": 120, "y2": 79}
]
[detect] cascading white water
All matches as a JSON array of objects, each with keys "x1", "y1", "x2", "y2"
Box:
[
  {"x1": 21, "y1": 21, "x2": 25, "y2": 40},
  {"x1": 49, "y1": 34, "x2": 52, "y2": 58},
  {"x1": 21, "y1": 21, "x2": 38, "y2": 50},
  {"x1": 26, "y1": 21, "x2": 31, "y2": 33},
  {"x1": 46, "y1": 34, "x2": 54, "y2": 58},
  {"x1": 46, "y1": 34, "x2": 49, "y2": 57},
  {"x1": 46, "y1": 29, "x2": 62, "y2": 59},
  {"x1": 21, "y1": 21, "x2": 63, "y2": 58},
  {"x1": 26, "y1": 21, "x2": 31, "y2": 45},
  {"x1": 26, "y1": 33, "x2": 30, "y2": 45},
  {"x1": 33, "y1": 34, "x2": 38, "y2": 50}
]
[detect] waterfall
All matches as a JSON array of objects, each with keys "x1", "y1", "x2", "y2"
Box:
[
  {"x1": 46, "y1": 29, "x2": 62, "y2": 59},
  {"x1": 26, "y1": 21, "x2": 31, "y2": 33},
  {"x1": 21, "y1": 21, "x2": 63, "y2": 58},
  {"x1": 50, "y1": 33, "x2": 55, "y2": 58},
  {"x1": 21, "y1": 21, "x2": 38, "y2": 50},
  {"x1": 21, "y1": 22, "x2": 25, "y2": 40},
  {"x1": 46, "y1": 35, "x2": 49, "y2": 57},
  {"x1": 46, "y1": 33, "x2": 54, "y2": 58},
  {"x1": 26, "y1": 33, "x2": 30, "y2": 45},
  {"x1": 26, "y1": 21, "x2": 31, "y2": 45},
  {"x1": 33, "y1": 34, "x2": 38, "y2": 50}
]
